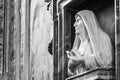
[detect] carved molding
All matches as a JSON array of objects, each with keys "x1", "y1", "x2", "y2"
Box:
[
  {"x1": 66, "y1": 67, "x2": 115, "y2": 80},
  {"x1": 54, "y1": 1, "x2": 73, "y2": 80},
  {"x1": 0, "y1": 0, "x2": 15, "y2": 80},
  {"x1": 0, "y1": 0, "x2": 4, "y2": 75},
  {"x1": 8, "y1": 0, "x2": 15, "y2": 80}
]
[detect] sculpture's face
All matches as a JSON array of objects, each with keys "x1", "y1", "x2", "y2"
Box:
[{"x1": 74, "y1": 16, "x2": 85, "y2": 35}]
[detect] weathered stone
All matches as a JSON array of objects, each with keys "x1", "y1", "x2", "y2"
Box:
[{"x1": 66, "y1": 67, "x2": 115, "y2": 80}]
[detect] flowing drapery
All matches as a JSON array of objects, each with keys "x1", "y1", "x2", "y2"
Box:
[
  {"x1": 68, "y1": 10, "x2": 113, "y2": 76},
  {"x1": 30, "y1": 0, "x2": 53, "y2": 80}
]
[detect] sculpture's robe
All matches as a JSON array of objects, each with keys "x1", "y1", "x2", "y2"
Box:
[
  {"x1": 30, "y1": 0, "x2": 53, "y2": 80},
  {"x1": 68, "y1": 10, "x2": 113, "y2": 77}
]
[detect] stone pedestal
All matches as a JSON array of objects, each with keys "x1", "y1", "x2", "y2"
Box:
[{"x1": 66, "y1": 67, "x2": 115, "y2": 80}]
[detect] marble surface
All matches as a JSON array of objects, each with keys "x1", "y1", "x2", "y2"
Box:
[{"x1": 66, "y1": 67, "x2": 115, "y2": 80}]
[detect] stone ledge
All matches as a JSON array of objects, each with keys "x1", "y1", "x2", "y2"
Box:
[{"x1": 66, "y1": 66, "x2": 115, "y2": 80}]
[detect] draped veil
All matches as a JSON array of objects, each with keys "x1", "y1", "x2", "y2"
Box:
[
  {"x1": 30, "y1": 0, "x2": 53, "y2": 80},
  {"x1": 72, "y1": 10, "x2": 112, "y2": 70}
]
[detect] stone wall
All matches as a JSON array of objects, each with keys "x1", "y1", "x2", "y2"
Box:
[{"x1": 0, "y1": 0, "x2": 4, "y2": 76}]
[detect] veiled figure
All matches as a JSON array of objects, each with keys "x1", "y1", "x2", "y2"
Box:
[
  {"x1": 30, "y1": 0, "x2": 53, "y2": 80},
  {"x1": 67, "y1": 10, "x2": 113, "y2": 76}
]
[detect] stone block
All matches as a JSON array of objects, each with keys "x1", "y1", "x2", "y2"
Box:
[{"x1": 66, "y1": 67, "x2": 115, "y2": 80}]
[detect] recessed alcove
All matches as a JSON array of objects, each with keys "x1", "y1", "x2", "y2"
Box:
[
  {"x1": 54, "y1": 0, "x2": 115, "y2": 80},
  {"x1": 63, "y1": 0, "x2": 114, "y2": 47}
]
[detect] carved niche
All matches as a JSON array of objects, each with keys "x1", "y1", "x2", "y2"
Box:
[{"x1": 54, "y1": 0, "x2": 115, "y2": 80}]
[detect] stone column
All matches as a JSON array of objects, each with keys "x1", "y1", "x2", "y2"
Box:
[
  {"x1": 21, "y1": 0, "x2": 30, "y2": 80},
  {"x1": 20, "y1": 0, "x2": 30, "y2": 80},
  {"x1": 14, "y1": 0, "x2": 21, "y2": 80},
  {"x1": 3, "y1": 0, "x2": 10, "y2": 79},
  {"x1": 0, "y1": 0, "x2": 4, "y2": 79},
  {"x1": 116, "y1": 0, "x2": 120, "y2": 79},
  {"x1": 24, "y1": 0, "x2": 30, "y2": 80}
]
